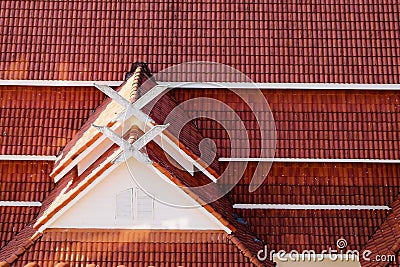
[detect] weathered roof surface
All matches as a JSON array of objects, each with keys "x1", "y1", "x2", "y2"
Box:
[
  {"x1": 240, "y1": 208, "x2": 388, "y2": 252},
  {"x1": 1, "y1": 0, "x2": 399, "y2": 83},
  {"x1": 0, "y1": 132, "x2": 267, "y2": 265},
  {"x1": 0, "y1": 161, "x2": 53, "y2": 249},
  {"x1": 230, "y1": 162, "x2": 400, "y2": 206},
  {"x1": 50, "y1": 67, "x2": 142, "y2": 177},
  {"x1": 0, "y1": 69, "x2": 266, "y2": 265},
  {"x1": 0, "y1": 86, "x2": 104, "y2": 155},
  {"x1": 172, "y1": 88, "x2": 400, "y2": 159},
  {"x1": 360, "y1": 195, "x2": 400, "y2": 267},
  {"x1": 227, "y1": 162, "x2": 397, "y2": 252},
  {"x1": 13, "y1": 229, "x2": 254, "y2": 267},
  {"x1": 0, "y1": 207, "x2": 39, "y2": 250}
]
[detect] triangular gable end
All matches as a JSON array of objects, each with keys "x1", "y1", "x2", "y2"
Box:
[{"x1": 42, "y1": 156, "x2": 230, "y2": 232}]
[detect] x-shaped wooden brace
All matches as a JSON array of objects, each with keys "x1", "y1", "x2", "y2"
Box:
[
  {"x1": 94, "y1": 84, "x2": 168, "y2": 123},
  {"x1": 93, "y1": 83, "x2": 169, "y2": 164},
  {"x1": 93, "y1": 124, "x2": 169, "y2": 164}
]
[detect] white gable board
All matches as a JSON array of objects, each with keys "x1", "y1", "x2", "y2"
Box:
[{"x1": 49, "y1": 158, "x2": 225, "y2": 230}]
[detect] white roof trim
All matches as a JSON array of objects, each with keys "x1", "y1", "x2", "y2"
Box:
[
  {"x1": 159, "y1": 133, "x2": 218, "y2": 183},
  {"x1": 151, "y1": 165, "x2": 231, "y2": 234},
  {"x1": 38, "y1": 162, "x2": 121, "y2": 232},
  {"x1": 0, "y1": 201, "x2": 42, "y2": 207},
  {"x1": 0, "y1": 155, "x2": 56, "y2": 161},
  {"x1": 233, "y1": 204, "x2": 391, "y2": 210},
  {"x1": 0, "y1": 80, "x2": 122, "y2": 87},
  {"x1": 1, "y1": 80, "x2": 399, "y2": 90},
  {"x1": 220, "y1": 158, "x2": 400, "y2": 163},
  {"x1": 158, "y1": 82, "x2": 400, "y2": 90}
]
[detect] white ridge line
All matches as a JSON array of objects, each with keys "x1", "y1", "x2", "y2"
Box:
[
  {"x1": 0, "y1": 201, "x2": 42, "y2": 207},
  {"x1": 219, "y1": 158, "x2": 400, "y2": 163},
  {"x1": 233, "y1": 204, "x2": 391, "y2": 210}
]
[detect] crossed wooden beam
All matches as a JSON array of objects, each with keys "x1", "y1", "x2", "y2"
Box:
[{"x1": 93, "y1": 83, "x2": 169, "y2": 164}]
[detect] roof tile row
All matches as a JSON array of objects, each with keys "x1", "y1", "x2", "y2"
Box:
[
  {"x1": 172, "y1": 88, "x2": 400, "y2": 159},
  {"x1": 1, "y1": 0, "x2": 399, "y2": 82},
  {"x1": 229, "y1": 162, "x2": 400, "y2": 206},
  {"x1": 15, "y1": 230, "x2": 253, "y2": 267},
  {"x1": 238, "y1": 209, "x2": 389, "y2": 252},
  {"x1": 0, "y1": 86, "x2": 104, "y2": 155},
  {"x1": 0, "y1": 207, "x2": 40, "y2": 249},
  {"x1": 0, "y1": 161, "x2": 54, "y2": 202},
  {"x1": 0, "y1": 161, "x2": 54, "y2": 249}
]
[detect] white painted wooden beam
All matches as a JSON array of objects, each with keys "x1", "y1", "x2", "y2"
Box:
[
  {"x1": 93, "y1": 124, "x2": 169, "y2": 164},
  {"x1": 113, "y1": 85, "x2": 169, "y2": 122},
  {"x1": 233, "y1": 204, "x2": 391, "y2": 210},
  {"x1": 158, "y1": 82, "x2": 400, "y2": 90},
  {"x1": 220, "y1": 158, "x2": 400, "y2": 164},
  {"x1": 93, "y1": 84, "x2": 153, "y2": 123},
  {"x1": 1, "y1": 80, "x2": 399, "y2": 90},
  {"x1": 0, "y1": 155, "x2": 56, "y2": 161},
  {"x1": 133, "y1": 85, "x2": 169, "y2": 109},
  {"x1": 158, "y1": 133, "x2": 218, "y2": 183},
  {"x1": 0, "y1": 80, "x2": 122, "y2": 87},
  {"x1": 0, "y1": 201, "x2": 42, "y2": 207}
]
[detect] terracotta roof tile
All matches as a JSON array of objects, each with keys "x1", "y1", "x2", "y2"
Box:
[
  {"x1": 360, "y1": 195, "x2": 400, "y2": 267},
  {"x1": 0, "y1": 161, "x2": 54, "y2": 202},
  {"x1": 139, "y1": 77, "x2": 220, "y2": 175},
  {"x1": 0, "y1": 225, "x2": 40, "y2": 264},
  {"x1": 172, "y1": 88, "x2": 400, "y2": 159},
  {"x1": 229, "y1": 162, "x2": 400, "y2": 206},
  {"x1": 239, "y1": 209, "x2": 389, "y2": 252},
  {"x1": 0, "y1": 161, "x2": 53, "y2": 249},
  {"x1": 226, "y1": 161, "x2": 399, "y2": 254},
  {"x1": 19, "y1": 122, "x2": 267, "y2": 265},
  {"x1": 0, "y1": 207, "x2": 39, "y2": 249},
  {"x1": 14, "y1": 230, "x2": 254, "y2": 267},
  {"x1": 51, "y1": 68, "x2": 142, "y2": 177},
  {"x1": 0, "y1": 0, "x2": 399, "y2": 83},
  {"x1": 0, "y1": 86, "x2": 104, "y2": 155}
]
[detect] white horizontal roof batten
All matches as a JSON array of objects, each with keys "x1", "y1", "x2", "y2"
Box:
[
  {"x1": 220, "y1": 158, "x2": 400, "y2": 164},
  {"x1": 233, "y1": 204, "x2": 391, "y2": 210},
  {"x1": 0, "y1": 201, "x2": 42, "y2": 207},
  {"x1": 158, "y1": 82, "x2": 400, "y2": 90},
  {"x1": 0, "y1": 80, "x2": 122, "y2": 87},
  {"x1": 1, "y1": 80, "x2": 400, "y2": 90},
  {"x1": 0, "y1": 155, "x2": 56, "y2": 161}
]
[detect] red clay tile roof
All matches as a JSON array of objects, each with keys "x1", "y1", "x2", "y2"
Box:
[
  {"x1": 0, "y1": 1, "x2": 399, "y2": 83},
  {"x1": 0, "y1": 161, "x2": 54, "y2": 202},
  {"x1": 360, "y1": 196, "x2": 400, "y2": 267},
  {"x1": 0, "y1": 207, "x2": 39, "y2": 250},
  {"x1": 13, "y1": 229, "x2": 254, "y2": 267},
  {"x1": 172, "y1": 88, "x2": 400, "y2": 159},
  {"x1": 50, "y1": 68, "x2": 142, "y2": 177},
  {"x1": 0, "y1": 161, "x2": 53, "y2": 249},
  {"x1": 226, "y1": 162, "x2": 396, "y2": 252},
  {"x1": 0, "y1": 226, "x2": 41, "y2": 264},
  {"x1": 239, "y1": 208, "x2": 388, "y2": 252},
  {"x1": 139, "y1": 76, "x2": 220, "y2": 175},
  {"x1": 26, "y1": 124, "x2": 267, "y2": 266},
  {"x1": 229, "y1": 162, "x2": 400, "y2": 207},
  {"x1": 0, "y1": 86, "x2": 104, "y2": 155},
  {"x1": 169, "y1": 87, "x2": 400, "y2": 264}
]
